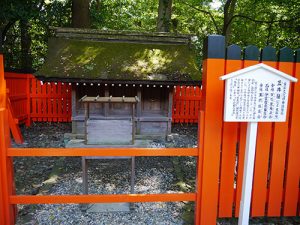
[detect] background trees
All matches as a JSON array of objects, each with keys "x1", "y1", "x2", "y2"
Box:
[{"x1": 1, "y1": 0, "x2": 299, "y2": 71}]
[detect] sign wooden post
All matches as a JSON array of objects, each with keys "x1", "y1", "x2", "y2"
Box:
[{"x1": 220, "y1": 63, "x2": 297, "y2": 225}]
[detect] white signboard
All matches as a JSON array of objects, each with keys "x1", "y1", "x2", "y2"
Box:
[{"x1": 220, "y1": 63, "x2": 297, "y2": 122}]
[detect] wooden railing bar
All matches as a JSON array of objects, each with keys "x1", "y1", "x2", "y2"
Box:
[
  {"x1": 7, "y1": 147, "x2": 198, "y2": 157},
  {"x1": 10, "y1": 193, "x2": 196, "y2": 204}
]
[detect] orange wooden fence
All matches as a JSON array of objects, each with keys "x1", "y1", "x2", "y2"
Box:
[
  {"x1": 199, "y1": 37, "x2": 300, "y2": 225},
  {"x1": 4, "y1": 72, "x2": 31, "y2": 126},
  {"x1": 5, "y1": 73, "x2": 72, "y2": 125},
  {"x1": 30, "y1": 79, "x2": 71, "y2": 122},
  {"x1": 1, "y1": 36, "x2": 300, "y2": 225},
  {"x1": 5, "y1": 72, "x2": 201, "y2": 124},
  {"x1": 172, "y1": 86, "x2": 202, "y2": 123}
]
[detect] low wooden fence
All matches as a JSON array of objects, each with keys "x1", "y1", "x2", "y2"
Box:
[
  {"x1": 30, "y1": 79, "x2": 71, "y2": 122},
  {"x1": 5, "y1": 72, "x2": 202, "y2": 124},
  {"x1": 5, "y1": 73, "x2": 72, "y2": 125},
  {"x1": 172, "y1": 86, "x2": 202, "y2": 123},
  {"x1": 4, "y1": 72, "x2": 30, "y2": 125}
]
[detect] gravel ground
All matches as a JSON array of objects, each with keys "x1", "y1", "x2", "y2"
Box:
[{"x1": 11, "y1": 123, "x2": 299, "y2": 225}]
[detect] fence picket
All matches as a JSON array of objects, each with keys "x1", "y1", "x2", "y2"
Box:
[
  {"x1": 267, "y1": 47, "x2": 294, "y2": 216},
  {"x1": 251, "y1": 46, "x2": 277, "y2": 216},
  {"x1": 283, "y1": 49, "x2": 300, "y2": 216},
  {"x1": 219, "y1": 44, "x2": 242, "y2": 217}
]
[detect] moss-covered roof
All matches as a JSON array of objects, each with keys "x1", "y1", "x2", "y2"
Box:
[{"x1": 35, "y1": 29, "x2": 201, "y2": 85}]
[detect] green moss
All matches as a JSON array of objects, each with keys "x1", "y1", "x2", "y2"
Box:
[{"x1": 36, "y1": 37, "x2": 201, "y2": 81}]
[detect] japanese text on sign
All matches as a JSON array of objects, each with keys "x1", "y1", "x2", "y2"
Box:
[{"x1": 224, "y1": 77, "x2": 289, "y2": 122}]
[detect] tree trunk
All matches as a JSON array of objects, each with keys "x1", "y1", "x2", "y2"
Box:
[
  {"x1": 72, "y1": 0, "x2": 91, "y2": 28},
  {"x1": 222, "y1": 0, "x2": 237, "y2": 44},
  {"x1": 157, "y1": 0, "x2": 173, "y2": 32},
  {"x1": 20, "y1": 20, "x2": 32, "y2": 71}
]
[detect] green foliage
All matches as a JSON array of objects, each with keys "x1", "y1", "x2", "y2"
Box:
[
  {"x1": 91, "y1": 0, "x2": 159, "y2": 31},
  {"x1": 1, "y1": 0, "x2": 299, "y2": 71},
  {"x1": 228, "y1": 0, "x2": 300, "y2": 48},
  {"x1": 1, "y1": 0, "x2": 71, "y2": 70}
]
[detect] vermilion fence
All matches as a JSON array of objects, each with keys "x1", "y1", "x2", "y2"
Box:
[
  {"x1": 30, "y1": 79, "x2": 71, "y2": 122},
  {"x1": 199, "y1": 38, "x2": 300, "y2": 224},
  {"x1": 4, "y1": 73, "x2": 72, "y2": 125},
  {"x1": 172, "y1": 86, "x2": 202, "y2": 123},
  {"x1": 5, "y1": 72, "x2": 201, "y2": 124},
  {"x1": 1, "y1": 36, "x2": 299, "y2": 225},
  {"x1": 4, "y1": 72, "x2": 30, "y2": 125}
]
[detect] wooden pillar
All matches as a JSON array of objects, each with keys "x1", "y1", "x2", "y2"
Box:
[
  {"x1": 195, "y1": 35, "x2": 225, "y2": 225},
  {"x1": 0, "y1": 54, "x2": 14, "y2": 225},
  {"x1": 132, "y1": 104, "x2": 135, "y2": 144},
  {"x1": 84, "y1": 102, "x2": 89, "y2": 144},
  {"x1": 167, "y1": 88, "x2": 173, "y2": 135},
  {"x1": 82, "y1": 157, "x2": 88, "y2": 194},
  {"x1": 71, "y1": 85, "x2": 77, "y2": 134},
  {"x1": 136, "y1": 87, "x2": 142, "y2": 134},
  {"x1": 104, "y1": 86, "x2": 109, "y2": 117}
]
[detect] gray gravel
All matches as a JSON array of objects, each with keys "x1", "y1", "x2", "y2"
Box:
[{"x1": 12, "y1": 123, "x2": 299, "y2": 225}]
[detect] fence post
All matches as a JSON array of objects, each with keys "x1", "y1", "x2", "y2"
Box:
[
  {"x1": 25, "y1": 75, "x2": 31, "y2": 126},
  {"x1": 0, "y1": 53, "x2": 5, "y2": 225},
  {"x1": 0, "y1": 53, "x2": 16, "y2": 225},
  {"x1": 195, "y1": 35, "x2": 226, "y2": 225},
  {"x1": 0, "y1": 54, "x2": 14, "y2": 224}
]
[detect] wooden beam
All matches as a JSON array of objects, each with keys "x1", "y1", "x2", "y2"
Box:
[
  {"x1": 81, "y1": 96, "x2": 139, "y2": 103},
  {"x1": 135, "y1": 117, "x2": 169, "y2": 122},
  {"x1": 7, "y1": 97, "x2": 24, "y2": 144},
  {"x1": 79, "y1": 95, "x2": 87, "y2": 102},
  {"x1": 10, "y1": 193, "x2": 196, "y2": 204},
  {"x1": 7, "y1": 148, "x2": 199, "y2": 157}
]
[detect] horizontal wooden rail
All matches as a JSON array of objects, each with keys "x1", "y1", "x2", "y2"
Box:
[
  {"x1": 8, "y1": 148, "x2": 199, "y2": 157},
  {"x1": 30, "y1": 114, "x2": 70, "y2": 118},
  {"x1": 10, "y1": 193, "x2": 196, "y2": 204},
  {"x1": 8, "y1": 94, "x2": 27, "y2": 101}
]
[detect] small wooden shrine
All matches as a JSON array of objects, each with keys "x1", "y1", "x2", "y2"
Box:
[{"x1": 35, "y1": 28, "x2": 201, "y2": 145}]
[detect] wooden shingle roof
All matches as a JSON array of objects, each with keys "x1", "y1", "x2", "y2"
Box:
[{"x1": 35, "y1": 28, "x2": 201, "y2": 85}]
